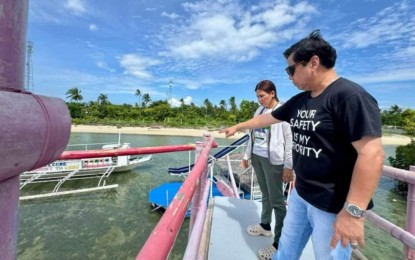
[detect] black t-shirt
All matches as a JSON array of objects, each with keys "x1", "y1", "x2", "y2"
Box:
[{"x1": 271, "y1": 77, "x2": 382, "y2": 213}]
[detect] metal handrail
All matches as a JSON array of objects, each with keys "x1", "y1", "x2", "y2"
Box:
[
  {"x1": 365, "y1": 165, "x2": 415, "y2": 259},
  {"x1": 136, "y1": 136, "x2": 215, "y2": 260}
]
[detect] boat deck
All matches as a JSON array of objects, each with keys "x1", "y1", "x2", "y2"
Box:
[{"x1": 208, "y1": 196, "x2": 315, "y2": 259}]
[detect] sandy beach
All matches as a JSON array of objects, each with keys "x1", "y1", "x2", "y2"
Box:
[
  {"x1": 71, "y1": 124, "x2": 245, "y2": 139},
  {"x1": 381, "y1": 134, "x2": 413, "y2": 145},
  {"x1": 71, "y1": 125, "x2": 412, "y2": 145}
]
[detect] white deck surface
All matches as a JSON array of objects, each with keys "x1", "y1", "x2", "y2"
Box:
[{"x1": 208, "y1": 196, "x2": 315, "y2": 259}]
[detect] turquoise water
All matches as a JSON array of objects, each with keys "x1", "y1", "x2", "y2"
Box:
[
  {"x1": 17, "y1": 133, "x2": 235, "y2": 260},
  {"x1": 17, "y1": 134, "x2": 407, "y2": 259}
]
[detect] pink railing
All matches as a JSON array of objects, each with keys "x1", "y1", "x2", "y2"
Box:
[
  {"x1": 365, "y1": 165, "x2": 415, "y2": 259},
  {"x1": 136, "y1": 135, "x2": 215, "y2": 260},
  {"x1": 59, "y1": 144, "x2": 201, "y2": 160}
]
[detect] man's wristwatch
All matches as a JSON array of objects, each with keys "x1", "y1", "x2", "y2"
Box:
[{"x1": 344, "y1": 202, "x2": 365, "y2": 218}]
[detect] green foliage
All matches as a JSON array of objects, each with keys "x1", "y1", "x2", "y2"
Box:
[
  {"x1": 402, "y1": 109, "x2": 415, "y2": 136},
  {"x1": 381, "y1": 105, "x2": 404, "y2": 127},
  {"x1": 238, "y1": 99, "x2": 258, "y2": 121},
  {"x1": 229, "y1": 96, "x2": 237, "y2": 114},
  {"x1": 388, "y1": 139, "x2": 415, "y2": 195},
  {"x1": 67, "y1": 102, "x2": 85, "y2": 118},
  {"x1": 381, "y1": 105, "x2": 415, "y2": 136}
]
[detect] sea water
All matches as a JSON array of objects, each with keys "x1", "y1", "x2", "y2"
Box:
[{"x1": 17, "y1": 133, "x2": 407, "y2": 259}]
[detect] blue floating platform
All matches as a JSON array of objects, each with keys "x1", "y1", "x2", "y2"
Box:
[
  {"x1": 149, "y1": 181, "x2": 225, "y2": 217},
  {"x1": 149, "y1": 182, "x2": 183, "y2": 209}
]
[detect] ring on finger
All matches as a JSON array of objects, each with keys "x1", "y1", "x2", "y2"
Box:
[{"x1": 350, "y1": 242, "x2": 358, "y2": 249}]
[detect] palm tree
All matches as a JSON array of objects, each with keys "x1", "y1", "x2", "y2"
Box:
[
  {"x1": 180, "y1": 98, "x2": 185, "y2": 113},
  {"x1": 229, "y1": 96, "x2": 237, "y2": 114},
  {"x1": 66, "y1": 87, "x2": 83, "y2": 102},
  {"x1": 97, "y1": 93, "x2": 109, "y2": 105},
  {"x1": 142, "y1": 93, "x2": 151, "y2": 108},
  {"x1": 219, "y1": 99, "x2": 227, "y2": 110},
  {"x1": 203, "y1": 98, "x2": 212, "y2": 116},
  {"x1": 135, "y1": 89, "x2": 141, "y2": 108},
  {"x1": 389, "y1": 105, "x2": 403, "y2": 114}
]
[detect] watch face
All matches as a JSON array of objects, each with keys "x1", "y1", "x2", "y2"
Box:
[
  {"x1": 347, "y1": 204, "x2": 363, "y2": 217},
  {"x1": 349, "y1": 205, "x2": 360, "y2": 215}
]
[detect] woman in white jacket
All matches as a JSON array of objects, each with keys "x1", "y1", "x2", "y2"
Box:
[{"x1": 242, "y1": 80, "x2": 293, "y2": 260}]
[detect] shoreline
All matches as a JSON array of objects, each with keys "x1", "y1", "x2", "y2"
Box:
[
  {"x1": 71, "y1": 124, "x2": 245, "y2": 140},
  {"x1": 71, "y1": 125, "x2": 412, "y2": 145}
]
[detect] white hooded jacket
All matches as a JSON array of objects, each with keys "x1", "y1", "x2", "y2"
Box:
[{"x1": 243, "y1": 103, "x2": 293, "y2": 169}]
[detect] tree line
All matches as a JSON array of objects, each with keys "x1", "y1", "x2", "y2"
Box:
[
  {"x1": 65, "y1": 87, "x2": 258, "y2": 128},
  {"x1": 66, "y1": 87, "x2": 415, "y2": 136},
  {"x1": 381, "y1": 105, "x2": 415, "y2": 136}
]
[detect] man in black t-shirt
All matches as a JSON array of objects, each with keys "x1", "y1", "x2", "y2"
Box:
[{"x1": 221, "y1": 30, "x2": 384, "y2": 260}]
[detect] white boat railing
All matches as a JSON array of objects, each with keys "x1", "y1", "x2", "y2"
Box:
[
  {"x1": 19, "y1": 171, "x2": 49, "y2": 190},
  {"x1": 66, "y1": 142, "x2": 117, "y2": 151}
]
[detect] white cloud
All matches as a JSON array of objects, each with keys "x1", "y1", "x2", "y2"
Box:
[
  {"x1": 96, "y1": 61, "x2": 115, "y2": 73},
  {"x1": 119, "y1": 54, "x2": 161, "y2": 79},
  {"x1": 89, "y1": 24, "x2": 98, "y2": 31},
  {"x1": 170, "y1": 96, "x2": 193, "y2": 107},
  {"x1": 64, "y1": 0, "x2": 86, "y2": 14},
  {"x1": 174, "y1": 79, "x2": 204, "y2": 90},
  {"x1": 29, "y1": 2, "x2": 64, "y2": 23},
  {"x1": 350, "y1": 68, "x2": 415, "y2": 84},
  {"x1": 163, "y1": 0, "x2": 317, "y2": 61},
  {"x1": 183, "y1": 96, "x2": 193, "y2": 104},
  {"x1": 161, "y1": 12, "x2": 180, "y2": 20},
  {"x1": 173, "y1": 77, "x2": 237, "y2": 91},
  {"x1": 341, "y1": 2, "x2": 415, "y2": 49}
]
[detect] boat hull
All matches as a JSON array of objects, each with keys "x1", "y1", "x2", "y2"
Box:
[{"x1": 20, "y1": 155, "x2": 152, "y2": 182}]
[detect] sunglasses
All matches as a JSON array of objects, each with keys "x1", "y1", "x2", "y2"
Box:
[{"x1": 285, "y1": 61, "x2": 305, "y2": 77}]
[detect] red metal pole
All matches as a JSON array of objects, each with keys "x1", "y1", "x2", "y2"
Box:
[
  {"x1": 0, "y1": 1, "x2": 71, "y2": 258},
  {"x1": 136, "y1": 136, "x2": 215, "y2": 260},
  {"x1": 59, "y1": 142, "x2": 218, "y2": 160},
  {"x1": 0, "y1": 2, "x2": 29, "y2": 258},
  {"x1": 60, "y1": 144, "x2": 196, "y2": 159}
]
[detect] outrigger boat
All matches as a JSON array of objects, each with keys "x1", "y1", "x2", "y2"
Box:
[{"x1": 19, "y1": 142, "x2": 152, "y2": 199}]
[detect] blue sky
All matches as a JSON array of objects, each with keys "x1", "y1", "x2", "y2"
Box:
[{"x1": 28, "y1": 0, "x2": 415, "y2": 110}]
